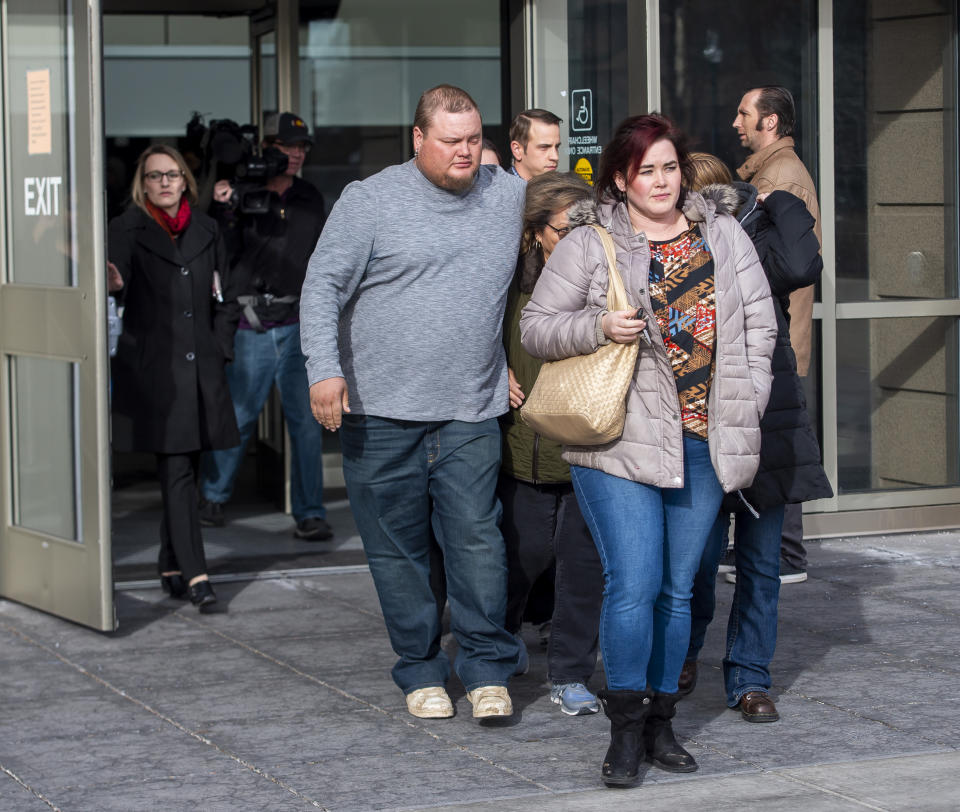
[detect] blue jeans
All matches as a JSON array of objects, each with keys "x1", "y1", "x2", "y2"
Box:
[
  {"x1": 201, "y1": 323, "x2": 325, "y2": 521},
  {"x1": 339, "y1": 414, "x2": 520, "y2": 694},
  {"x1": 687, "y1": 506, "x2": 784, "y2": 706},
  {"x1": 571, "y1": 437, "x2": 724, "y2": 693}
]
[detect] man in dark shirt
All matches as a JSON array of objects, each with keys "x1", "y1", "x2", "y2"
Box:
[{"x1": 200, "y1": 112, "x2": 331, "y2": 540}]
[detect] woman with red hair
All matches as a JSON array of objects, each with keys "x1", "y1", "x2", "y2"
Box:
[{"x1": 520, "y1": 115, "x2": 776, "y2": 786}]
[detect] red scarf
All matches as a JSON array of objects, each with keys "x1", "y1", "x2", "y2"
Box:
[{"x1": 146, "y1": 197, "x2": 192, "y2": 241}]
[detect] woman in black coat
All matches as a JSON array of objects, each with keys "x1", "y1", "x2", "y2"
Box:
[
  {"x1": 678, "y1": 153, "x2": 833, "y2": 720},
  {"x1": 109, "y1": 145, "x2": 240, "y2": 609}
]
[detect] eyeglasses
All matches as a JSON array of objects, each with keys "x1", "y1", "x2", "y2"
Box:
[
  {"x1": 144, "y1": 170, "x2": 184, "y2": 183},
  {"x1": 545, "y1": 223, "x2": 572, "y2": 238}
]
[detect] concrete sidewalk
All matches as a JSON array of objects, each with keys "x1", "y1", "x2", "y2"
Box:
[{"x1": 2, "y1": 531, "x2": 959, "y2": 811}]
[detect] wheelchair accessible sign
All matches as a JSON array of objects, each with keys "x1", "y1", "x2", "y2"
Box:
[
  {"x1": 571, "y1": 89, "x2": 593, "y2": 131},
  {"x1": 568, "y1": 88, "x2": 599, "y2": 184}
]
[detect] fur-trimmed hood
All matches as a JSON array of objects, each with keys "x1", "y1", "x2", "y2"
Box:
[
  {"x1": 565, "y1": 197, "x2": 601, "y2": 229},
  {"x1": 696, "y1": 181, "x2": 761, "y2": 225},
  {"x1": 696, "y1": 183, "x2": 742, "y2": 218}
]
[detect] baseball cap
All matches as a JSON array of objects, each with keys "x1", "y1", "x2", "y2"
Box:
[{"x1": 263, "y1": 112, "x2": 313, "y2": 145}]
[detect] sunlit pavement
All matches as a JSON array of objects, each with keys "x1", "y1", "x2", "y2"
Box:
[{"x1": 2, "y1": 530, "x2": 958, "y2": 811}]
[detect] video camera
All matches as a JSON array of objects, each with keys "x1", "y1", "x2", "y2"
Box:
[{"x1": 186, "y1": 113, "x2": 289, "y2": 215}]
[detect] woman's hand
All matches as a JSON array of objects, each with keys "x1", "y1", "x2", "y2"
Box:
[
  {"x1": 107, "y1": 261, "x2": 124, "y2": 292},
  {"x1": 508, "y1": 367, "x2": 525, "y2": 409},
  {"x1": 602, "y1": 308, "x2": 647, "y2": 344}
]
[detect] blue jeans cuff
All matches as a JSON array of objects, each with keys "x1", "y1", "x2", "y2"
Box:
[
  {"x1": 403, "y1": 681, "x2": 447, "y2": 695},
  {"x1": 729, "y1": 685, "x2": 770, "y2": 708},
  {"x1": 462, "y1": 679, "x2": 509, "y2": 693},
  {"x1": 294, "y1": 512, "x2": 327, "y2": 522}
]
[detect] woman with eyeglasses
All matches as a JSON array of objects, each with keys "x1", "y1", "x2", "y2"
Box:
[
  {"x1": 520, "y1": 115, "x2": 776, "y2": 787},
  {"x1": 109, "y1": 144, "x2": 239, "y2": 610},
  {"x1": 499, "y1": 172, "x2": 605, "y2": 717}
]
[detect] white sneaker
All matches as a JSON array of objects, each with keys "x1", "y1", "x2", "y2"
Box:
[
  {"x1": 717, "y1": 548, "x2": 736, "y2": 575},
  {"x1": 466, "y1": 685, "x2": 513, "y2": 717},
  {"x1": 405, "y1": 686, "x2": 454, "y2": 719},
  {"x1": 726, "y1": 561, "x2": 808, "y2": 585},
  {"x1": 550, "y1": 682, "x2": 599, "y2": 716}
]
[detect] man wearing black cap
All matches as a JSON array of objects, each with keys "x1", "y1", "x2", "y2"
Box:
[{"x1": 200, "y1": 112, "x2": 331, "y2": 540}]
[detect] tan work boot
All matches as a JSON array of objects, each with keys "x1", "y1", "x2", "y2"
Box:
[
  {"x1": 466, "y1": 685, "x2": 513, "y2": 718},
  {"x1": 405, "y1": 686, "x2": 454, "y2": 719}
]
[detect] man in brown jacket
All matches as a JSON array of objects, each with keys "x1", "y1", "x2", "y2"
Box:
[{"x1": 733, "y1": 85, "x2": 819, "y2": 584}]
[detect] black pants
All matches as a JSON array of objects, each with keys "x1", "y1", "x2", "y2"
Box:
[
  {"x1": 780, "y1": 502, "x2": 806, "y2": 569},
  {"x1": 156, "y1": 451, "x2": 208, "y2": 582},
  {"x1": 499, "y1": 475, "x2": 603, "y2": 684}
]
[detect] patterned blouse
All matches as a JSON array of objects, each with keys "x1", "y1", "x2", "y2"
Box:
[{"x1": 647, "y1": 224, "x2": 717, "y2": 440}]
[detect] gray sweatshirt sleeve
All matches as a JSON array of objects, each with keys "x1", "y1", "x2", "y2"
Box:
[{"x1": 300, "y1": 180, "x2": 377, "y2": 385}]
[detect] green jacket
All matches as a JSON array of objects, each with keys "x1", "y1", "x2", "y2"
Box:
[{"x1": 500, "y1": 273, "x2": 571, "y2": 483}]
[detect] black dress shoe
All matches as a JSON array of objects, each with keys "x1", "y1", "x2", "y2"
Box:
[
  {"x1": 677, "y1": 660, "x2": 698, "y2": 697},
  {"x1": 294, "y1": 516, "x2": 333, "y2": 541},
  {"x1": 188, "y1": 580, "x2": 217, "y2": 609},
  {"x1": 198, "y1": 499, "x2": 225, "y2": 528},
  {"x1": 161, "y1": 574, "x2": 187, "y2": 599}
]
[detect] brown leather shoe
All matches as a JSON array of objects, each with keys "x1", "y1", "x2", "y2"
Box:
[
  {"x1": 677, "y1": 660, "x2": 698, "y2": 696},
  {"x1": 737, "y1": 691, "x2": 779, "y2": 723}
]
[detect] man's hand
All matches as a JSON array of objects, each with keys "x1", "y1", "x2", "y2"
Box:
[
  {"x1": 212, "y1": 180, "x2": 235, "y2": 205},
  {"x1": 602, "y1": 308, "x2": 646, "y2": 344},
  {"x1": 310, "y1": 377, "x2": 350, "y2": 431},
  {"x1": 508, "y1": 367, "x2": 525, "y2": 409}
]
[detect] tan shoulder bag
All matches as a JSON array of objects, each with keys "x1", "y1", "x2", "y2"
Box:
[{"x1": 520, "y1": 225, "x2": 639, "y2": 446}]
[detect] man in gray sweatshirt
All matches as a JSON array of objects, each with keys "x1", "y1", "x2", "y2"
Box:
[{"x1": 300, "y1": 85, "x2": 526, "y2": 720}]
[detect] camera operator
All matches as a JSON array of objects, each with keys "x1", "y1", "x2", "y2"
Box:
[{"x1": 199, "y1": 112, "x2": 331, "y2": 541}]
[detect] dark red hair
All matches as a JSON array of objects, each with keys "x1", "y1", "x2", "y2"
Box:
[{"x1": 595, "y1": 114, "x2": 694, "y2": 207}]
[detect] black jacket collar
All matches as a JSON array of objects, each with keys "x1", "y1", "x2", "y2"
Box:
[{"x1": 119, "y1": 204, "x2": 216, "y2": 265}]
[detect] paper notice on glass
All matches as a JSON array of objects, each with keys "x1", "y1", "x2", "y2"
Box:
[{"x1": 27, "y1": 69, "x2": 53, "y2": 156}]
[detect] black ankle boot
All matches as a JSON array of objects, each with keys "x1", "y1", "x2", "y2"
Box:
[
  {"x1": 644, "y1": 691, "x2": 698, "y2": 773},
  {"x1": 597, "y1": 689, "x2": 653, "y2": 787},
  {"x1": 160, "y1": 574, "x2": 187, "y2": 599},
  {"x1": 188, "y1": 580, "x2": 217, "y2": 610}
]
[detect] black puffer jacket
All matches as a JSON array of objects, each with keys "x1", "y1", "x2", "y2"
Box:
[{"x1": 702, "y1": 183, "x2": 833, "y2": 511}]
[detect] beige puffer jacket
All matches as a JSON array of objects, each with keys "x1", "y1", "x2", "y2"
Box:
[{"x1": 519, "y1": 191, "x2": 776, "y2": 493}]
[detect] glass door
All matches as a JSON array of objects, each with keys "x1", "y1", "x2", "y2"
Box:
[
  {"x1": 0, "y1": 0, "x2": 113, "y2": 629},
  {"x1": 823, "y1": 0, "x2": 960, "y2": 512},
  {"x1": 526, "y1": 0, "x2": 632, "y2": 184}
]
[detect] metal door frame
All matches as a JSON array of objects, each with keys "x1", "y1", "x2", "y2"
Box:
[{"x1": 0, "y1": 0, "x2": 113, "y2": 630}]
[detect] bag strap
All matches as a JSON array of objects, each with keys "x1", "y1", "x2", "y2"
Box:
[{"x1": 590, "y1": 225, "x2": 632, "y2": 312}]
